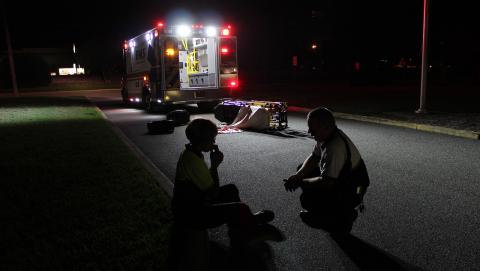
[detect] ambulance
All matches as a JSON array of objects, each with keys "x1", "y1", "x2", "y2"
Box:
[{"x1": 121, "y1": 22, "x2": 238, "y2": 112}]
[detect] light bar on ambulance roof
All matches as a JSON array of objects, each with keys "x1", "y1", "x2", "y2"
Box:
[
  {"x1": 176, "y1": 25, "x2": 192, "y2": 37},
  {"x1": 205, "y1": 26, "x2": 217, "y2": 37}
]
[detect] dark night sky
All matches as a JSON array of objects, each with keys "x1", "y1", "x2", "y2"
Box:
[{"x1": 1, "y1": 0, "x2": 479, "y2": 72}]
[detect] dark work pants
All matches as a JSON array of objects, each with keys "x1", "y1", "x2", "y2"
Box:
[
  {"x1": 178, "y1": 184, "x2": 255, "y2": 231},
  {"x1": 297, "y1": 164, "x2": 349, "y2": 216},
  {"x1": 201, "y1": 184, "x2": 255, "y2": 229}
]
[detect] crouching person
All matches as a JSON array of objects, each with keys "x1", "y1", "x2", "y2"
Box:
[
  {"x1": 170, "y1": 119, "x2": 282, "y2": 270},
  {"x1": 283, "y1": 107, "x2": 369, "y2": 234}
]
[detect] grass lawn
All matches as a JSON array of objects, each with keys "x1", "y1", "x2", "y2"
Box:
[
  {"x1": 0, "y1": 97, "x2": 172, "y2": 270},
  {"x1": 0, "y1": 82, "x2": 120, "y2": 93}
]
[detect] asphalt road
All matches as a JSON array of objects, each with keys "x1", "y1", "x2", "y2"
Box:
[{"x1": 92, "y1": 93, "x2": 480, "y2": 271}]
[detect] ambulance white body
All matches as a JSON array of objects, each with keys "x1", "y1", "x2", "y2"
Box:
[{"x1": 122, "y1": 23, "x2": 238, "y2": 111}]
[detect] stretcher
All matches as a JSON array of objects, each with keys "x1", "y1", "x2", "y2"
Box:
[{"x1": 216, "y1": 100, "x2": 288, "y2": 130}]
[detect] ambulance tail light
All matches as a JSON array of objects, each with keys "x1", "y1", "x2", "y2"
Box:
[
  {"x1": 229, "y1": 80, "x2": 238, "y2": 88},
  {"x1": 221, "y1": 25, "x2": 232, "y2": 36},
  {"x1": 221, "y1": 47, "x2": 229, "y2": 55}
]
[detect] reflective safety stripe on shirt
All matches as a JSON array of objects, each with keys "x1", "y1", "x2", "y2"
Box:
[{"x1": 313, "y1": 130, "x2": 362, "y2": 179}]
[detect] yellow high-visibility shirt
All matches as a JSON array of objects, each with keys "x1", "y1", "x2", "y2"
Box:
[{"x1": 175, "y1": 149, "x2": 214, "y2": 191}]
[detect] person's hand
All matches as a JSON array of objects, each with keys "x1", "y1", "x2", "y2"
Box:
[
  {"x1": 283, "y1": 175, "x2": 302, "y2": 192},
  {"x1": 210, "y1": 145, "x2": 224, "y2": 169}
]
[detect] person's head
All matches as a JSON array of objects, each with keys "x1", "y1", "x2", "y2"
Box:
[
  {"x1": 185, "y1": 118, "x2": 218, "y2": 152},
  {"x1": 307, "y1": 107, "x2": 336, "y2": 142}
]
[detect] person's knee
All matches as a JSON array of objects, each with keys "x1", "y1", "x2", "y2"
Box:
[
  {"x1": 296, "y1": 163, "x2": 321, "y2": 178},
  {"x1": 300, "y1": 193, "x2": 314, "y2": 211}
]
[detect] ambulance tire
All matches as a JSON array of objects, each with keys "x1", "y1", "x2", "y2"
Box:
[
  {"x1": 121, "y1": 88, "x2": 129, "y2": 105},
  {"x1": 197, "y1": 101, "x2": 220, "y2": 113},
  {"x1": 147, "y1": 120, "x2": 175, "y2": 134},
  {"x1": 214, "y1": 103, "x2": 241, "y2": 124},
  {"x1": 142, "y1": 90, "x2": 151, "y2": 110},
  {"x1": 167, "y1": 109, "x2": 190, "y2": 126}
]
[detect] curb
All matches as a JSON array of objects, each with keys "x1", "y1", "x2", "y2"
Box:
[
  {"x1": 93, "y1": 106, "x2": 174, "y2": 197},
  {"x1": 288, "y1": 106, "x2": 479, "y2": 140}
]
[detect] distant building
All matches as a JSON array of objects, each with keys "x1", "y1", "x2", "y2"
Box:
[{"x1": 0, "y1": 45, "x2": 86, "y2": 88}]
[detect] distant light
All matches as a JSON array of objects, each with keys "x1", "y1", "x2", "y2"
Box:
[
  {"x1": 130, "y1": 98, "x2": 134, "y2": 102},
  {"x1": 50, "y1": 72, "x2": 57, "y2": 76},
  {"x1": 157, "y1": 99, "x2": 162, "y2": 103},
  {"x1": 135, "y1": 98, "x2": 141, "y2": 102},
  {"x1": 154, "y1": 30, "x2": 159, "y2": 37},
  {"x1": 177, "y1": 25, "x2": 192, "y2": 37},
  {"x1": 143, "y1": 76, "x2": 147, "y2": 81},
  {"x1": 166, "y1": 48, "x2": 175, "y2": 56},
  {"x1": 123, "y1": 42, "x2": 128, "y2": 50},
  {"x1": 157, "y1": 22, "x2": 164, "y2": 28},
  {"x1": 221, "y1": 47, "x2": 229, "y2": 54},
  {"x1": 165, "y1": 96, "x2": 170, "y2": 101},
  {"x1": 311, "y1": 44, "x2": 317, "y2": 49},
  {"x1": 206, "y1": 26, "x2": 217, "y2": 37}
]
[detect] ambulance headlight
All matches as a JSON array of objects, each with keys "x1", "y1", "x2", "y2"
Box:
[
  {"x1": 176, "y1": 25, "x2": 191, "y2": 37},
  {"x1": 205, "y1": 26, "x2": 217, "y2": 37}
]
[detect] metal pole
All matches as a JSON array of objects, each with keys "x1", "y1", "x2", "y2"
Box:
[
  {"x1": 2, "y1": 5, "x2": 19, "y2": 97},
  {"x1": 416, "y1": 0, "x2": 430, "y2": 113}
]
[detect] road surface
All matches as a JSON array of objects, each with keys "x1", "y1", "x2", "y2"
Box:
[
  {"x1": 19, "y1": 89, "x2": 479, "y2": 270},
  {"x1": 88, "y1": 91, "x2": 480, "y2": 271}
]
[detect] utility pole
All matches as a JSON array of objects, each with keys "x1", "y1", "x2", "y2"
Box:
[
  {"x1": 2, "y1": 5, "x2": 19, "y2": 96},
  {"x1": 416, "y1": 0, "x2": 430, "y2": 113}
]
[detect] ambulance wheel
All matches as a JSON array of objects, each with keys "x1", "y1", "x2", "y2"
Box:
[
  {"x1": 157, "y1": 103, "x2": 173, "y2": 114},
  {"x1": 143, "y1": 91, "x2": 152, "y2": 111},
  {"x1": 121, "y1": 88, "x2": 129, "y2": 105},
  {"x1": 197, "y1": 101, "x2": 219, "y2": 112}
]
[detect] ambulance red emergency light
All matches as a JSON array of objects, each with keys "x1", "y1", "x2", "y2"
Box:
[{"x1": 121, "y1": 22, "x2": 238, "y2": 112}]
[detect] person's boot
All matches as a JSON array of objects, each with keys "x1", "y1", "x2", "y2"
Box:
[{"x1": 253, "y1": 210, "x2": 275, "y2": 224}]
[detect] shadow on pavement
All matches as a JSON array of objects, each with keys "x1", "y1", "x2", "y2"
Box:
[
  {"x1": 330, "y1": 234, "x2": 425, "y2": 271},
  {"x1": 168, "y1": 222, "x2": 282, "y2": 271},
  {"x1": 209, "y1": 241, "x2": 277, "y2": 271},
  {"x1": 252, "y1": 128, "x2": 312, "y2": 139}
]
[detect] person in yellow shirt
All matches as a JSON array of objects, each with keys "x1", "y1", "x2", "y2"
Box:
[{"x1": 172, "y1": 118, "x2": 282, "y2": 248}]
